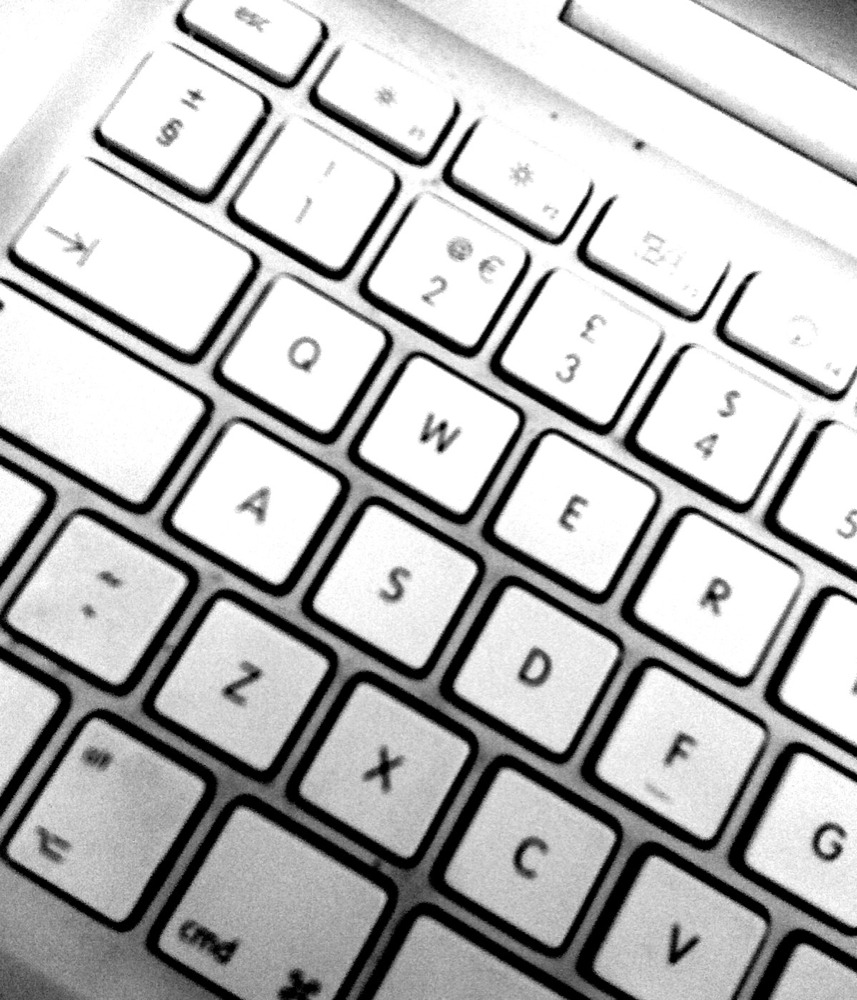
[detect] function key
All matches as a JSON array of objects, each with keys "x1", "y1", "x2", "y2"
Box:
[
  {"x1": 314, "y1": 44, "x2": 456, "y2": 162},
  {"x1": 593, "y1": 666, "x2": 765, "y2": 841},
  {"x1": 632, "y1": 512, "x2": 800, "y2": 681},
  {"x1": 449, "y1": 118, "x2": 590, "y2": 240},
  {"x1": 498, "y1": 269, "x2": 661, "y2": 428},
  {"x1": 157, "y1": 804, "x2": 389, "y2": 998},
  {"x1": 233, "y1": 117, "x2": 396, "y2": 274},
  {"x1": 4, "y1": 716, "x2": 207, "y2": 925},
  {"x1": 774, "y1": 421, "x2": 857, "y2": 573},
  {"x1": 633, "y1": 346, "x2": 799, "y2": 507},
  {"x1": 590, "y1": 854, "x2": 767, "y2": 1000},
  {"x1": 743, "y1": 750, "x2": 857, "y2": 927},
  {"x1": 298, "y1": 681, "x2": 472, "y2": 859},
  {"x1": 366, "y1": 194, "x2": 527, "y2": 351},
  {"x1": 98, "y1": 45, "x2": 266, "y2": 198},
  {"x1": 583, "y1": 197, "x2": 729, "y2": 318},
  {"x1": 6, "y1": 515, "x2": 190, "y2": 689},
  {"x1": 451, "y1": 583, "x2": 619, "y2": 756},
  {"x1": 180, "y1": 0, "x2": 325, "y2": 85},
  {"x1": 722, "y1": 271, "x2": 857, "y2": 396}
]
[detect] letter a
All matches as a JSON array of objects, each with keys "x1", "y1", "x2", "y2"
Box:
[{"x1": 236, "y1": 486, "x2": 270, "y2": 523}]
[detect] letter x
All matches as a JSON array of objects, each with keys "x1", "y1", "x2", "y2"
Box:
[{"x1": 362, "y1": 745, "x2": 405, "y2": 792}]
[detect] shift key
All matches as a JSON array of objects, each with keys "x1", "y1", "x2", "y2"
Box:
[
  {"x1": 0, "y1": 287, "x2": 207, "y2": 505},
  {"x1": 12, "y1": 159, "x2": 254, "y2": 355}
]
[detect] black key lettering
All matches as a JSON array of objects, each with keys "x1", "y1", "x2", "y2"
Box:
[
  {"x1": 717, "y1": 390, "x2": 740, "y2": 418},
  {"x1": 236, "y1": 486, "x2": 270, "y2": 523},
  {"x1": 279, "y1": 969, "x2": 321, "y2": 999},
  {"x1": 363, "y1": 745, "x2": 405, "y2": 792},
  {"x1": 813, "y1": 822, "x2": 847, "y2": 861},
  {"x1": 667, "y1": 923, "x2": 700, "y2": 965},
  {"x1": 35, "y1": 826, "x2": 71, "y2": 863},
  {"x1": 378, "y1": 566, "x2": 411, "y2": 602},
  {"x1": 221, "y1": 661, "x2": 264, "y2": 706},
  {"x1": 419, "y1": 413, "x2": 461, "y2": 453},
  {"x1": 45, "y1": 227, "x2": 99, "y2": 266},
  {"x1": 513, "y1": 836, "x2": 548, "y2": 879}
]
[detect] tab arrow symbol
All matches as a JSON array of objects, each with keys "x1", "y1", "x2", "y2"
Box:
[{"x1": 45, "y1": 227, "x2": 99, "y2": 266}]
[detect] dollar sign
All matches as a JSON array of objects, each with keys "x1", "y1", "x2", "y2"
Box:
[{"x1": 156, "y1": 118, "x2": 183, "y2": 147}]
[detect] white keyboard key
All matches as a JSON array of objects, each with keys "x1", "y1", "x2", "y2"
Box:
[
  {"x1": 14, "y1": 160, "x2": 254, "y2": 355},
  {"x1": 299, "y1": 681, "x2": 471, "y2": 858},
  {"x1": 452, "y1": 583, "x2": 619, "y2": 756},
  {"x1": 6, "y1": 717, "x2": 206, "y2": 924},
  {"x1": 584, "y1": 197, "x2": 729, "y2": 317},
  {"x1": 7, "y1": 515, "x2": 189, "y2": 688},
  {"x1": 723, "y1": 271, "x2": 857, "y2": 395},
  {"x1": 768, "y1": 943, "x2": 857, "y2": 1000},
  {"x1": 594, "y1": 666, "x2": 765, "y2": 840},
  {"x1": 593, "y1": 855, "x2": 766, "y2": 1000},
  {"x1": 0, "y1": 465, "x2": 47, "y2": 567},
  {"x1": 633, "y1": 512, "x2": 800, "y2": 680},
  {"x1": 315, "y1": 44, "x2": 456, "y2": 161},
  {"x1": 153, "y1": 597, "x2": 330, "y2": 772},
  {"x1": 635, "y1": 347, "x2": 799, "y2": 506},
  {"x1": 233, "y1": 116, "x2": 395, "y2": 273},
  {"x1": 181, "y1": 0, "x2": 324, "y2": 85},
  {"x1": 778, "y1": 594, "x2": 857, "y2": 749},
  {"x1": 374, "y1": 915, "x2": 566, "y2": 1000},
  {"x1": 367, "y1": 194, "x2": 527, "y2": 350},
  {"x1": 170, "y1": 421, "x2": 342, "y2": 588},
  {"x1": 498, "y1": 269, "x2": 661, "y2": 427},
  {"x1": 450, "y1": 118, "x2": 590, "y2": 239},
  {"x1": 0, "y1": 289, "x2": 205, "y2": 504},
  {"x1": 98, "y1": 45, "x2": 265, "y2": 196},
  {"x1": 311, "y1": 503, "x2": 479, "y2": 670},
  {"x1": 357, "y1": 355, "x2": 520, "y2": 517},
  {"x1": 0, "y1": 659, "x2": 62, "y2": 799},
  {"x1": 744, "y1": 751, "x2": 857, "y2": 927},
  {"x1": 220, "y1": 276, "x2": 387, "y2": 437},
  {"x1": 158, "y1": 804, "x2": 387, "y2": 1000},
  {"x1": 445, "y1": 766, "x2": 616, "y2": 948},
  {"x1": 775, "y1": 421, "x2": 857, "y2": 572},
  {"x1": 492, "y1": 432, "x2": 657, "y2": 597}
]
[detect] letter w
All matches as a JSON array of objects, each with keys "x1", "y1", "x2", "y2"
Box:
[{"x1": 420, "y1": 413, "x2": 461, "y2": 453}]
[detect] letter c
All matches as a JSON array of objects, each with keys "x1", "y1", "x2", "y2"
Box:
[{"x1": 513, "y1": 836, "x2": 549, "y2": 879}]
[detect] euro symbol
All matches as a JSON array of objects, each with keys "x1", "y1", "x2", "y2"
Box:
[
  {"x1": 288, "y1": 336, "x2": 321, "y2": 372},
  {"x1": 788, "y1": 314, "x2": 817, "y2": 348},
  {"x1": 478, "y1": 255, "x2": 505, "y2": 284}
]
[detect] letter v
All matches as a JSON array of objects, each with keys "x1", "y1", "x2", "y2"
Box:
[{"x1": 667, "y1": 923, "x2": 700, "y2": 965}]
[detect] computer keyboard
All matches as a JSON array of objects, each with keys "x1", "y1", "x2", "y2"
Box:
[{"x1": 3, "y1": 0, "x2": 857, "y2": 999}]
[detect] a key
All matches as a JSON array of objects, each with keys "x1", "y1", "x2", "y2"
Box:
[
  {"x1": 152, "y1": 597, "x2": 331, "y2": 772},
  {"x1": 743, "y1": 750, "x2": 857, "y2": 927},
  {"x1": 220, "y1": 276, "x2": 388, "y2": 438},
  {"x1": 0, "y1": 465, "x2": 47, "y2": 567},
  {"x1": 13, "y1": 159, "x2": 254, "y2": 355},
  {"x1": 232, "y1": 116, "x2": 396, "y2": 274},
  {"x1": 0, "y1": 289, "x2": 206, "y2": 505},
  {"x1": 444, "y1": 766, "x2": 616, "y2": 948},
  {"x1": 366, "y1": 194, "x2": 527, "y2": 350},
  {"x1": 632, "y1": 511, "x2": 800, "y2": 680},
  {"x1": 180, "y1": 0, "x2": 325, "y2": 85},
  {"x1": 356, "y1": 355, "x2": 521, "y2": 517},
  {"x1": 157, "y1": 804, "x2": 389, "y2": 1000},
  {"x1": 634, "y1": 346, "x2": 799, "y2": 506},
  {"x1": 722, "y1": 271, "x2": 857, "y2": 396},
  {"x1": 374, "y1": 915, "x2": 571, "y2": 1000},
  {"x1": 491, "y1": 431, "x2": 657, "y2": 597},
  {"x1": 593, "y1": 666, "x2": 765, "y2": 841},
  {"x1": 5, "y1": 716, "x2": 207, "y2": 925},
  {"x1": 498, "y1": 269, "x2": 662, "y2": 427},
  {"x1": 766, "y1": 942, "x2": 857, "y2": 1000},
  {"x1": 451, "y1": 582, "x2": 619, "y2": 756},
  {"x1": 98, "y1": 45, "x2": 266, "y2": 196},
  {"x1": 775, "y1": 421, "x2": 857, "y2": 573},
  {"x1": 591, "y1": 854, "x2": 767, "y2": 1000},
  {"x1": 583, "y1": 197, "x2": 729, "y2": 317},
  {"x1": 310, "y1": 502, "x2": 479, "y2": 671},
  {"x1": 449, "y1": 118, "x2": 590, "y2": 239},
  {"x1": 6, "y1": 514, "x2": 190, "y2": 688},
  {"x1": 170, "y1": 421, "x2": 343, "y2": 588},
  {"x1": 314, "y1": 44, "x2": 456, "y2": 162},
  {"x1": 298, "y1": 681, "x2": 472, "y2": 859},
  {"x1": 777, "y1": 593, "x2": 857, "y2": 750},
  {"x1": 0, "y1": 658, "x2": 63, "y2": 800}
]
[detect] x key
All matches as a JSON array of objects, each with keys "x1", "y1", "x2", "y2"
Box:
[{"x1": 363, "y1": 745, "x2": 405, "y2": 792}]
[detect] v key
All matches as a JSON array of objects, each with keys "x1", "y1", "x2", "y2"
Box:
[{"x1": 668, "y1": 922, "x2": 701, "y2": 965}]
